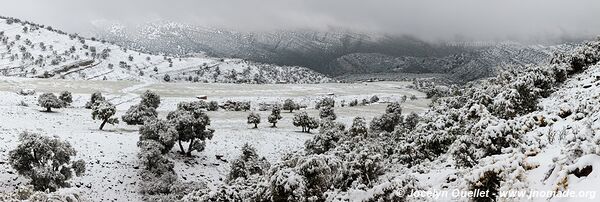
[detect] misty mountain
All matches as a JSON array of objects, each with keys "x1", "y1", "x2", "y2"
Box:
[
  {"x1": 92, "y1": 21, "x2": 578, "y2": 83},
  {"x1": 0, "y1": 16, "x2": 331, "y2": 84}
]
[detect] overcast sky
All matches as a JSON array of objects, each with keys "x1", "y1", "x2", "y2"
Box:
[{"x1": 1, "y1": 0, "x2": 599, "y2": 41}]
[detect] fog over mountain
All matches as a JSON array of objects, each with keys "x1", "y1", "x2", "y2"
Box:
[
  {"x1": 1, "y1": 0, "x2": 597, "y2": 83},
  {"x1": 1, "y1": 0, "x2": 599, "y2": 41}
]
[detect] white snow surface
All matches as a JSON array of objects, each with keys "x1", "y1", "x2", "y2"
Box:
[{"x1": 0, "y1": 78, "x2": 428, "y2": 201}]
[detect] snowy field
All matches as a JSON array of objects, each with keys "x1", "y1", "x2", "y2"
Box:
[{"x1": 0, "y1": 77, "x2": 429, "y2": 201}]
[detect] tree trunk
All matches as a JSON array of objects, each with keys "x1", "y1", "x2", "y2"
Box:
[
  {"x1": 186, "y1": 138, "x2": 195, "y2": 157},
  {"x1": 272, "y1": 122, "x2": 276, "y2": 127},
  {"x1": 99, "y1": 119, "x2": 107, "y2": 130},
  {"x1": 178, "y1": 140, "x2": 185, "y2": 154},
  {"x1": 46, "y1": 107, "x2": 51, "y2": 112},
  {"x1": 254, "y1": 123, "x2": 258, "y2": 128},
  {"x1": 289, "y1": 109, "x2": 293, "y2": 113}
]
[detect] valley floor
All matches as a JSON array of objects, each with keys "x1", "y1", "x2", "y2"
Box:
[{"x1": 0, "y1": 78, "x2": 428, "y2": 201}]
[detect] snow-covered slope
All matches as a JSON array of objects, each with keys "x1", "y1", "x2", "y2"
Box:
[
  {"x1": 0, "y1": 16, "x2": 332, "y2": 84},
  {"x1": 92, "y1": 20, "x2": 579, "y2": 83}
]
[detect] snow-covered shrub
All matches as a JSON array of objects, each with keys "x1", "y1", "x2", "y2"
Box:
[
  {"x1": 319, "y1": 106, "x2": 336, "y2": 120},
  {"x1": 269, "y1": 168, "x2": 308, "y2": 201},
  {"x1": 349, "y1": 99, "x2": 358, "y2": 107},
  {"x1": 268, "y1": 106, "x2": 282, "y2": 127},
  {"x1": 122, "y1": 104, "x2": 158, "y2": 125},
  {"x1": 140, "y1": 90, "x2": 161, "y2": 108},
  {"x1": 369, "y1": 102, "x2": 404, "y2": 133},
  {"x1": 247, "y1": 112, "x2": 261, "y2": 128},
  {"x1": 334, "y1": 148, "x2": 385, "y2": 190},
  {"x1": 267, "y1": 154, "x2": 342, "y2": 201},
  {"x1": 0, "y1": 185, "x2": 85, "y2": 202},
  {"x1": 58, "y1": 91, "x2": 72, "y2": 106},
  {"x1": 181, "y1": 185, "x2": 243, "y2": 202},
  {"x1": 349, "y1": 117, "x2": 368, "y2": 138},
  {"x1": 228, "y1": 143, "x2": 270, "y2": 181},
  {"x1": 293, "y1": 111, "x2": 319, "y2": 133},
  {"x1": 16, "y1": 88, "x2": 35, "y2": 95},
  {"x1": 462, "y1": 152, "x2": 529, "y2": 202},
  {"x1": 305, "y1": 121, "x2": 345, "y2": 155},
  {"x1": 37, "y1": 92, "x2": 63, "y2": 112},
  {"x1": 370, "y1": 113, "x2": 401, "y2": 133},
  {"x1": 315, "y1": 97, "x2": 335, "y2": 109},
  {"x1": 139, "y1": 119, "x2": 178, "y2": 154},
  {"x1": 551, "y1": 38, "x2": 600, "y2": 74},
  {"x1": 450, "y1": 116, "x2": 521, "y2": 168},
  {"x1": 8, "y1": 132, "x2": 85, "y2": 192},
  {"x1": 221, "y1": 100, "x2": 251, "y2": 111},
  {"x1": 207, "y1": 101, "x2": 219, "y2": 111},
  {"x1": 84, "y1": 91, "x2": 105, "y2": 109},
  {"x1": 167, "y1": 104, "x2": 214, "y2": 156},
  {"x1": 326, "y1": 175, "x2": 422, "y2": 202},
  {"x1": 370, "y1": 95, "x2": 380, "y2": 103},
  {"x1": 91, "y1": 101, "x2": 119, "y2": 130},
  {"x1": 402, "y1": 112, "x2": 420, "y2": 131},
  {"x1": 283, "y1": 99, "x2": 299, "y2": 112}
]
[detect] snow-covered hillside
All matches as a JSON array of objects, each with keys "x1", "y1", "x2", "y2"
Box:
[
  {"x1": 0, "y1": 16, "x2": 332, "y2": 84},
  {"x1": 92, "y1": 20, "x2": 579, "y2": 83}
]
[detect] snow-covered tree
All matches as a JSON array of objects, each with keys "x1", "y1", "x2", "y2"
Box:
[
  {"x1": 268, "y1": 106, "x2": 282, "y2": 127},
  {"x1": 122, "y1": 104, "x2": 158, "y2": 125},
  {"x1": 207, "y1": 101, "x2": 219, "y2": 111},
  {"x1": 8, "y1": 132, "x2": 85, "y2": 192},
  {"x1": 305, "y1": 121, "x2": 345, "y2": 154},
  {"x1": 167, "y1": 103, "x2": 214, "y2": 156},
  {"x1": 139, "y1": 119, "x2": 178, "y2": 154},
  {"x1": 58, "y1": 91, "x2": 72, "y2": 107},
  {"x1": 370, "y1": 95, "x2": 380, "y2": 103},
  {"x1": 228, "y1": 143, "x2": 270, "y2": 181},
  {"x1": 247, "y1": 112, "x2": 261, "y2": 128},
  {"x1": 140, "y1": 90, "x2": 161, "y2": 109},
  {"x1": 315, "y1": 97, "x2": 335, "y2": 109},
  {"x1": 349, "y1": 117, "x2": 368, "y2": 138},
  {"x1": 319, "y1": 106, "x2": 336, "y2": 120},
  {"x1": 92, "y1": 101, "x2": 119, "y2": 130},
  {"x1": 84, "y1": 91, "x2": 105, "y2": 109},
  {"x1": 37, "y1": 93, "x2": 63, "y2": 112},
  {"x1": 293, "y1": 112, "x2": 319, "y2": 133},
  {"x1": 283, "y1": 99, "x2": 299, "y2": 113}
]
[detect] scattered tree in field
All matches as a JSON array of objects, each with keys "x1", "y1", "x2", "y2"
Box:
[
  {"x1": 207, "y1": 101, "x2": 219, "y2": 111},
  {"x1": 268, "y1": 107, "x2": 283, "y2": 127},
  {"x1": 92, "y1": 101, "x2": 119, "y2": 130},
  {"x1": 349, "y1": 99, "x2": 358, "y2": 107},
  {"x1": 38, "y1": 93, "x2": 63, "y2": 112},
  {"x1": 293, "y1": 112, "x2": 319, "y2": 133},
  {"x1": 283, "y1": 99, "x2": 299, "y2": 113},
  {"x1": 122, "y1": 104, "x2": 158, "y2": 125},
  {"x1": 139, "y1": 119, "x2": 178, "y2": 154},
  {"x1": 140, "y1": 90, "x2": 161, "y2": 108},
  {"x1": 319, "y1": 107, "x2": 336, "y2": 120},
  {"x1": 84, "y1": 91, "x2": 105, "y2": 109},
  {"x1": 370, "y1": 95, "x2": 380, "y2": 103},
  {"x1": 247, "y1": 112, "x2": 261, "y2": 128},
  {"x1": 9, "y1": 132, "x2": 85, "y2": 192},
  {"x1": 167, "y1": 102, "x2": 215, "y2": 156},
  {"x1": 163, "y1": 74, "x2": 171, "y2": 82},
  {"x1": 315, "y1": 97, "x2": 335, "y2": 109},
  {"x1": 58, "y1": 91, "x2": 72, "y2": 106}
]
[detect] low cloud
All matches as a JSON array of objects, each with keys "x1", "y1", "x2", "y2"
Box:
[{"x1": 1, "y1": 0, "x2": 599, "y2": 41}]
